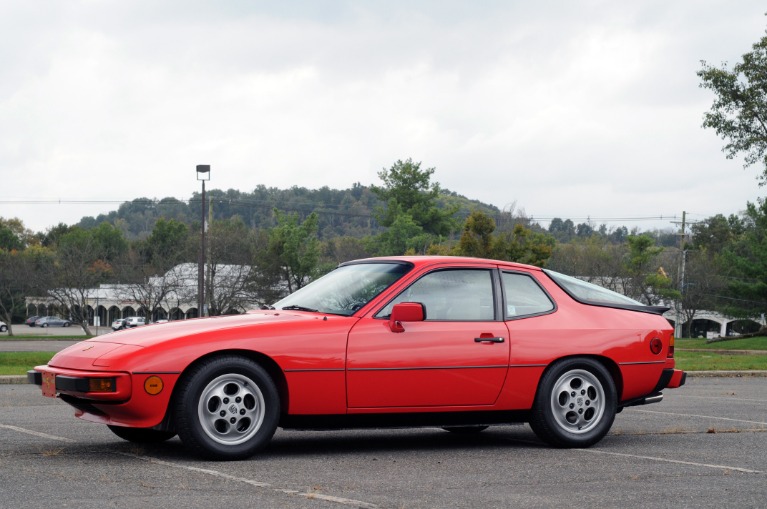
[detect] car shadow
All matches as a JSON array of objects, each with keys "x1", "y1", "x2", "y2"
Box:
[
  {"x1": 95, "y1": 424, "x2": 545, "y2": 462},
  {"x1": 267, "y1": 425, "x2": 543, "y2": 457}
]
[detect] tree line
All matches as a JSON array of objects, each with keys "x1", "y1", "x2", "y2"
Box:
[{"x1": 2, "y1": 158, "x2": 766, "y2": 337}]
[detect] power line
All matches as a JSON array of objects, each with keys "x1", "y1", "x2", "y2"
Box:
[{"x1": 0, "y1": 199, "x2": 682, "y2": 224}]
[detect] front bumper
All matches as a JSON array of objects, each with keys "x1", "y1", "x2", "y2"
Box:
[{"x1": 28, "y1": 366, "x2": 179, "y2": 428}]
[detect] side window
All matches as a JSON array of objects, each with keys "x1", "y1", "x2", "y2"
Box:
[
  {"x1": 377, "y1": 269, "x2": 495, "y2": 321},
  {"x1": 502, "y1": 272, "x2": 554, "y2": 319}
]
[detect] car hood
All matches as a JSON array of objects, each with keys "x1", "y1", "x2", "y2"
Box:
[
  {"x1": 90, "y1": 310, "x2": 324, "y2": 348},
  {"x1": 50, "y1": 309, "x2": 355, "y2": 372}
]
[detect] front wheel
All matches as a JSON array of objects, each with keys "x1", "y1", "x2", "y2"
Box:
[
  {"x1": 108, "y1": 425, "x2": 176, "y2": 443},
  {"x1": 529, "y1": 358, "x2": 616, "y2": 448},
  {"x1": 174, "y1": 356, "x2": 280, "y2": 460},
  {"x1": 0, "y1": 325, "x2": 7, "y2": 332}
]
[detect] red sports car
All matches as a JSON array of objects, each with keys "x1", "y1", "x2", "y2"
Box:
[{"x1": 29, "y1": 256, "x2": 685, "y2": 460}]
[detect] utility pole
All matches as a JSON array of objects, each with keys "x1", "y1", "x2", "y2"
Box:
[{"x1": 674, "y1": 211, "x2": 687, "y2": 338}]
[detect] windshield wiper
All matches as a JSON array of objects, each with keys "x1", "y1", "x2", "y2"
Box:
[{"x1": 280, "y1": 305, "x2": 319, "y2": 312}]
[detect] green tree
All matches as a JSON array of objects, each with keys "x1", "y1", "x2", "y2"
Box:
[
  {"x1": 0, "y1": 246, "x2": 53, "y2": 334},
  {"x1": 145, "y1": 218, "x2": 190, "y2": 270},
  {"x1": 0, "y1": 218, "x2": 27, "y2": 251},
  {"x1": 491, "y1": 224, "x2": 554, "y2": 267},
  {"x1": 260, "y1": 210, "x2": 321, "y2": 297},
  {"x1": 456, "y1": 210, "x2": 496, "y2": 258},
  {"x1": 720, "y1": 199, "x2": 767, "y2": 319},
  {"x1": 366, "y1": 213, "x2": 426, "y2": 256},
  {"x1": 690, "y1": 213, "x2": 745, "y2": 253},
  {"x1": 623, "y1": 235, "x2": 679, "y2": 305},
  {"x1": 698, "y1": 27, "x2": 767, "y2": 184},
  {"x1": 371, "y1": 158, "x2": 458, "y2": 237}
]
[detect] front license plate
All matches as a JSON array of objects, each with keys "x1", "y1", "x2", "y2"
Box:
[{"x1": 42, "y1": 372, "x2": 56, "y2": 398}]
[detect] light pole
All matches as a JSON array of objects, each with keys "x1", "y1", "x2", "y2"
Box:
[{"x1": 196, "y1": 165, "x2": 210, "y2": 317}]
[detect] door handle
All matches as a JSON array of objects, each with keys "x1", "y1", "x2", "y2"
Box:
[{"x1": 474, "y1": 337, "x2": 505, "y2": 343}]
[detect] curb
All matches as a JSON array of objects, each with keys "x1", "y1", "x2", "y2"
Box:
[
  {"x1": 3, "y1": 371, "x2": 767, "y2": 386},
  {"x1": 1, "y1": 375, "x2": 30, "y2": 385}
]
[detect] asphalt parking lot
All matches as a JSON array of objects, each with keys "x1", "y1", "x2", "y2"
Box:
[{"x1": 1, "y1": 377, "x2": 765, "y2": 509}]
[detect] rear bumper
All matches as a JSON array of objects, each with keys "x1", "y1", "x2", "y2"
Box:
[
  {"x1": 620, "y1": 368, "x2": 686, "y2": 409},
  {"x1": 665, "y1": 368, "x2": 686, "y2": 389}
]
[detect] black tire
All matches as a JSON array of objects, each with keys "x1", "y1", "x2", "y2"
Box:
[
  {"x1": 174, "y1": 356, "x2": 280, "y2": 460},
  {"x1": 107, "y1": 425, "x2": 176, "y2": 443},
  {"x1": 442, "y1": 425, "x2": 489, "y2": 434},
  {"x1": 529, "y1": 358, "x2": 616, "y2": 448},
  {"x1": 63, "y1": 322, "x2": 71, "y2": 327},
  {"x1": 0, "y1": 325, "x2": 7, "y2": 332},
  {"x1": 41, "y1": 323, "x2": 48, "y2": 328}
]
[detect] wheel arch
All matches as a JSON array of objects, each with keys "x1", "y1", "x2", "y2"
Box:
[
  {"x1": 536, "y1": 354, "x2": 623, "y2": 402},
  {"x1": 161, "y1": 349, "x2": 289, "y2": 431}
]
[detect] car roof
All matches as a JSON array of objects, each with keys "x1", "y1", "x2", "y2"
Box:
[{"x1": 341, "y1": 255, "x2": 544, "y2": 272}]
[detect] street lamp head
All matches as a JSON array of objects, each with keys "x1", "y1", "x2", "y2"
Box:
[{"x1": 196, "y1": 164, "x2": 211, "y2": 181}]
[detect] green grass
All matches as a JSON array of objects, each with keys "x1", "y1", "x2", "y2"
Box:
[
  {"x1": 676, "y1": 336, "x2": 767, "y2": 351},
  {"x1": 675, "y1": 350, "x2": 767, "y2": 371},
  {"x1": 0, "y1": 352, "x2": 56, "y2": 376}
]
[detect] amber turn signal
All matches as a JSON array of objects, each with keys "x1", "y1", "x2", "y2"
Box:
[
  {"x1": 144, "y1": 376, "x2": 164, "y2": 395},
  {"x1": 88, "y1": 378, "x2": 117, "y2": 392}
]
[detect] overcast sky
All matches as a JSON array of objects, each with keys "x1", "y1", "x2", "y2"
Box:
[{"x1": 1, "y1": 1, "x2": 765, "y2": 234}]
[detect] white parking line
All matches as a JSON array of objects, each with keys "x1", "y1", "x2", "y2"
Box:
[
  {"x1": 674, "y1": 395, "x2": 767, "y2": 404},
  {"x1": 635, "y1": 409, "x2": 767, "y2": 427},
  {"x1": 2, "y1": 423, "x2": 378, "y2": 508},
  {"x1": 118, "y1": 452, "x2": 379, "y2": 507},
  {"x1": 578, "y1": 449, "x2": 762, "y2": 474},
  {"x1": 0, "y1": 423, "x2": 75, "y2": 442}
]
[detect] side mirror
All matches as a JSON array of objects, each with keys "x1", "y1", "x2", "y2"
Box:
[{"x1": 388, "y1": 302, "x2": 425, "y2": 333}]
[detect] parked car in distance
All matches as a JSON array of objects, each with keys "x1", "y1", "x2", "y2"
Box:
[
  {"x1": 29, "y1": 256, "x2": 686, "y2": 460},
  {"x1": 26, "y1": 316, "x2": 41, "y2": 326},
  {"x1": 112, "y1": 317, "x2": 145, "y2": 331},
  {"x1": 34, "y1": 316, "x2": 72, "y2": 328},
  {"x1": 0, "y1": 321, "x2": 7, "y2": 333}
]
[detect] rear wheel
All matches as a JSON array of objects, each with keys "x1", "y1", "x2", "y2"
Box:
[
  {"x1": 529, "y1": 358, "x2": 616, "y2": 448},
  {"x1": 174, "y1": 356, "x2": 280, "y2": 460},
  {"x1": 0, "y1": 325, "x2": 7, "y2": 332},
  {"x1": 107, "y1": 425, "x2": 176, "y2": 443}
]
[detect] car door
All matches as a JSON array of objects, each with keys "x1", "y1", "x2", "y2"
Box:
[{"x1": 346, "y1": 267, "x2": 510, "y2": 408}]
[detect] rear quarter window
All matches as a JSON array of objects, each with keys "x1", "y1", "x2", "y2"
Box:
[{"x1": 502, "y1": 272, "x2": 555, "y2": 319}]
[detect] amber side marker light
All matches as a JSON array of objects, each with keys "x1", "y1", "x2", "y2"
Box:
[
  {"x1": 144, "y1": 376, "x2": 164, "y2": 395},
  {"x1": 668, "y1": 336, "x2": 675, "y2": 358},
  {"x1": 88, "y1": 378, "x2": 117, "y2": 393}
]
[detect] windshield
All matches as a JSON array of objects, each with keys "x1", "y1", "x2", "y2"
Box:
[
  {"x1": 273, "y1": 261, "x2": 412, "y2": 316},
  {"x1": 544, "y1": 270, "x2": 643, "y2": 306}
]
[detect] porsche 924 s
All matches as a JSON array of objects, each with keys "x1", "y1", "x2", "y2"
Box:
[{"x1": 29, "y1": 256, "x2": 686, "y2": 460}]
